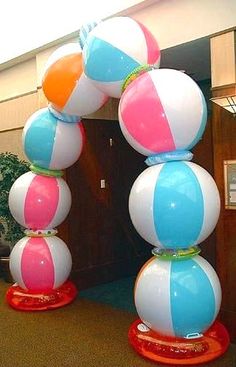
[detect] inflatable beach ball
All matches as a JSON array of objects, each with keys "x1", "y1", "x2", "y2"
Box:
[
  {"x1": 129, "y1": 161, "x2": 220, "y2": 249},
  {"x1": 10, "y1": 236, "x2": 72, "y2": 291},
  {"x1": 119, "y1": 68, "x2": 207, "y2": 155},
  {"x1": 82, "y1": 16, "x2": 160, "y2": 98},
  {"x1": 135, "y1": 255, "x2": 221, "y2": 338},
  {"x1": 42, "y1": 43, "x2": 108, "y2": 117},
  {"x1": 79, "y1": 20, "x2": 101, "y2": 49},
  {"x1": 9, "y1": 171, "x2": 71, "y2": 230},
  {"x1": 23, "y1": 108, "x2": 84, "y2": 170}
]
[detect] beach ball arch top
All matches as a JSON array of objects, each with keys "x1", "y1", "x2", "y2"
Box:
[
  {"x1": 8, "y1": 171, "x2": 72, "y2": 230},
  {"x1": 129, "y1": 161, "x2": 220, "y2": 250},
  {"x1": 42, "y1": 43, "x2": 108, "y2": 117},
  {"x1": 119, "y1": 68, "x2": 207, "y2": 156},
  {"x1": 23, "y1": 108, "x2": 84, "y2": 170},
  {"x1": 78, "y1": 19, "x2": 101, "y2": 50},
  {"x1": 82, "y1": 16, "x2": 160, "y2": 98},
  {"x1": 134, "y1": 255, "x2": 221, "y2": 338},
  {"x1": 10, "y1": 236, "x2": 72, "y2": 292}
]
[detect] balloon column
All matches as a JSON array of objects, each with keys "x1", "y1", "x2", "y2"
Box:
[
  {"x1": 120, "y1": 69, "x2": 230, "y2": 364},
  {"x1": 5, "y1": 16, "x2": 160, "y2": 312},
  {"x1": 81, "y1": 17, "x2": 229, "y2": 365},
  {"x1": 118, "y1": 68, "x2": 230, "y2": 364},
  {"x1": 6, "y1": 39, "x2": 108, "y2": 311},
  {"x1": 6, "y1": 14, "x2": 229, "y2": 363}
]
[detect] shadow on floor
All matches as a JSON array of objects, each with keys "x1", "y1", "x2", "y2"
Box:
[{"x1": 79, "y1": 276, "x2": 137, "y2": 313}]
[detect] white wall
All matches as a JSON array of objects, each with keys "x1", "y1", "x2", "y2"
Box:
[
  {"x1": 132, "y1": 0, "x2": 236, "y2": 49},
  {"x1": 0, "y1": 0, "x2": 156, "y2": 65},
  {"x1": 1, "y1": 0, "x2": 235, "y2": 68}
]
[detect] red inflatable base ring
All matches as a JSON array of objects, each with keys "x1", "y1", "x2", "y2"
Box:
[
  {"x1": 128, "y1": 319, "x2": 230, "y2": 365},
  {"x1": 6, "y1": 281, "x2": 77, "y2": 311}
]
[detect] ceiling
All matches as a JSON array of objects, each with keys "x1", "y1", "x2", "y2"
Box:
[{"x1": 160, "y1": 36, "x2": 211, "y2": 82}]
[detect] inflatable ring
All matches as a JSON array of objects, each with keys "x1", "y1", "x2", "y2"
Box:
[{"x1": 128, "y1": 319, "x2": 230, "y2": 365}]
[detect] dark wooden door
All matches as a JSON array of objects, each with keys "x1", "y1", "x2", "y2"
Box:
[
  {"x1": 192, "y1": 117, "x2": 216, "y2": 267},
  {"x1": 66, "y1": 119, "x2": 151, "y2": 289},
  {"x1": 211, "y1": 88, "x2": 236, "y2": 342}
]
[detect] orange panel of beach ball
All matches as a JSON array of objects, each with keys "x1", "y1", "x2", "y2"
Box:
[{"x1": 42, "y1": 43, "x2": 108, "y2": 117}]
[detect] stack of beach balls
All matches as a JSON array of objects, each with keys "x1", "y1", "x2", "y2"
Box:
[
  {"x1": 6, "y1": 15, "x2": 228, "y2": 363},
  {"x1": 6, "y1": 17, "x2": 160, "y2": 310}
]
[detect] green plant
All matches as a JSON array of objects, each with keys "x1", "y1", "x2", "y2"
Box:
[{"x1": 0, "y1": 152, "x2": 30, "y2": 247}]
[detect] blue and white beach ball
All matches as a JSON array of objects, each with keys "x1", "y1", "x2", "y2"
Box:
[
  {"x1": 23, "y1": 108, "x2": 84, "y2": 170},
  {"x1": 82, "y1": 16, "x2": 160, "y2": 98},
  {"x1": 79, "y1": 20, "x2": 101, "y2": 49},
  {"x1": 134, "y1": 255, "x2": 221, "y2": 338},
  {"x1": 129, "y1": 161, "x2": 220, "y2": 249}
]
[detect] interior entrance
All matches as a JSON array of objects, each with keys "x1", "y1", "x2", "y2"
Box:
[
  {"x1": 66, "y1": 119, "x2": 151, "y2": 289},
  {"x1": 65, "y1": 113, "x2": 216, "y2": 290}
]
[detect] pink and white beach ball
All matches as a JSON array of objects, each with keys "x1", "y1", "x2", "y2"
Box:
[
  {"x1": 10, "y1": 236, "x2": 72, "y2": 291},
  {"x1": 119, "y1": 68, "x2": 207, "y2": 155},
  {"x1": 8, "y1": 171, "x2": 71, "y2": 230}
]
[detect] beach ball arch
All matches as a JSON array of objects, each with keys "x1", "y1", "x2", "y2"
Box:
[{"x1": 5, "y1": 15, "x2": 229, "y2": 364}]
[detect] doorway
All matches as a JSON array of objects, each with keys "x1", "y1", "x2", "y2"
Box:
[{"x1": 66, "y1": 119, "x2": 151, "y2": 289}]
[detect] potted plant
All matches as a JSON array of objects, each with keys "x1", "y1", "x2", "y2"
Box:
[{"x1": 0, "y1": 152, "x2": 30, "y2": 281}]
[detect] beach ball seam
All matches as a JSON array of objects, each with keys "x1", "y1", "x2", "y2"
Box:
[
  {"x1": 184, "y1": 161, "x2": 221, "y2": 246},
  {"x1": 186, "y1": 91, "x2": 208, "y2": 150},
  {"x1": 153, "y1": 161, "x2": 204, "y2": 248},
  {"x1": 61, "y1": 72, "x2": 109, "y2": 116},
  {"x1": 193, "y1": 255, "x2": 222, "y2": 319},
  {"x1": 129, "y1": 163, "x2": 162, "y2": 247},
  {"x1": 49, "y1": 122, "x2": 83, "y2": 170},
  {"x1": 150, "y1": 69, "x2": 207, "y2": 151},
  {"x1": 48, "y1": 177, "x2": 72, "y2": 229},
  {"x1": 43, "y1": 52, "x2": 83, "y2": 108},
  {"x1": 170, "y1": 259, "x2": 217, "y2": 337}
]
